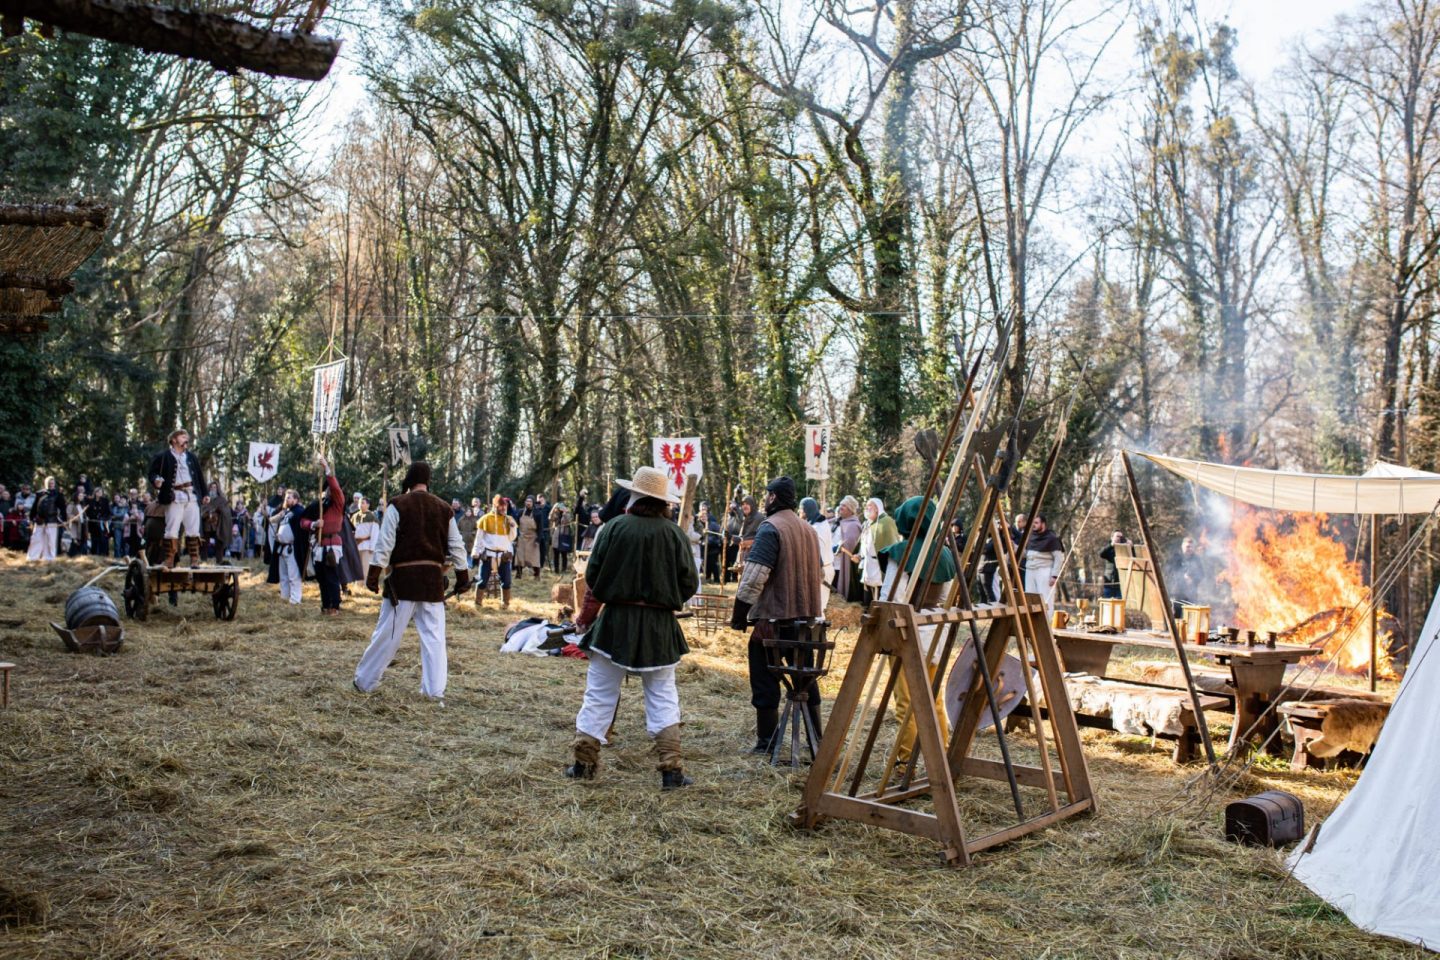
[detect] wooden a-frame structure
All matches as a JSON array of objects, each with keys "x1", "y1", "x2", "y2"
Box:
[{"x1": 791, "y1": 353, "x2": 1096, "y2": 865}]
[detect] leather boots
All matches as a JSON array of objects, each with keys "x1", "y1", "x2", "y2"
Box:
[
  {"x1": 565, "y1": 732, "x2": 601, "y2": 780},
  {"x1": 654, "y1": 724, "x2": 693, "y2": 790}
]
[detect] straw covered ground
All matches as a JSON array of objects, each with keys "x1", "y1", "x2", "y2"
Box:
[{"x1": 0, "y1": 551, "x2": 1425, "y2": 959}]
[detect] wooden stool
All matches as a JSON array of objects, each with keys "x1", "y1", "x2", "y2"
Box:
[
  {"x1": 0, "y1": 662, "x2": 13, "y2": 707},
  {"x1": 1278, "y1": 699, "x2": 1390, "y2": 771}
]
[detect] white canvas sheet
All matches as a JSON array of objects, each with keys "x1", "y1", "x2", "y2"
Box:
[
  {"x1": 1287, "y1": 584, "x2": 1440, "y2": 949},
  {"x1": 1137, "y1": 453, "x2": 1440, "y2": 515}
]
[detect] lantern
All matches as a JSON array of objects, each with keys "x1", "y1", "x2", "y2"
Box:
[
  {"x1": 1182, "y1": 604, "x2": 1210, "y2": 644},
  {"x1": 1098, "y1": 598, "x2": 1126, "y2": 630}
]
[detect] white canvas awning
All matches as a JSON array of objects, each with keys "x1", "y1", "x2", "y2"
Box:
[{"x1": 1135, "y1": 452, "x2": 1440, "y2": 515}]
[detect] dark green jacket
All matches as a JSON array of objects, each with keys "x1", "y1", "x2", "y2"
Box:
[{"x1": 581, "y1": 512, "x2": 698, "y2": 670}]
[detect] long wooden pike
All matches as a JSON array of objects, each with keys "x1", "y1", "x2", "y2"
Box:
[
  {"x1": 883, "y1": 355, "x2": 979, "y2": 603},
  {"x1": 900, "y1": 319, "x2": 1015, "y2": 608},
  {"x1": 1122, "y1": 452, "x2": 1219, "y2": 768},
  {"x1": 1015, "y1": 361, "x2": 1088, "y2": 559}
]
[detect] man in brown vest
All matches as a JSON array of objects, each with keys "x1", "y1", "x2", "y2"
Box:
[
  {"x1": 730, "y1": 476, "x2": 827, "y2": 752},
  {"x1": 353, "y1": 462, "x2": 470, "y2": 702}
]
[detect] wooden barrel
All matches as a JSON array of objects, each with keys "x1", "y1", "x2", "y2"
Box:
[{"x1": 64, "y1": 586, "x2": 121, "y2": 630}]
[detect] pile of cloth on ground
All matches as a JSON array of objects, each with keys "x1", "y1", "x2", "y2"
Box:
[{"x1": 499, "y1": 616, "x2": 587, "y2": 659}]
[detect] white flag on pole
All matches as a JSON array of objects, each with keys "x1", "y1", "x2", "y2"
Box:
[
  {"x1": 388, "y1": 427, "x2": 412, "y2": 466},
  {"x1": 246, "y1": 442, "x2": 279, "y2": 482},
  {"x1": 311, "y1": 359, "x2": 346, "y2": 434},
  {"x1": 652, "y1": 437, "x2": 703, "y2": 496},
  {"x1": 805, "y1": 424, "x2": 832, "y2": 480}
]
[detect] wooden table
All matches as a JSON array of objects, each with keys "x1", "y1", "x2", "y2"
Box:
[{"x1": 1052, "y1": 627, "x2": 1322, "y2": 752}]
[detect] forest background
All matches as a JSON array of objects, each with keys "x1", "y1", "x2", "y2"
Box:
[{"x1": 5, "y1": 0, "x2": 1440, "y2": 628}]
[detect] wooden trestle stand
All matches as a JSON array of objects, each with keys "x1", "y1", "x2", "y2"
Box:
[{"x1": 790, "y1": 359, "x2": 1096, "y2": 865}]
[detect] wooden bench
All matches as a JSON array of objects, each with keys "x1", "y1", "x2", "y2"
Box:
[
  {"x1": 0, "y1": 661, "x2": 13, "y2": 708},
  {"x1": 1277, "y1": 699, "x2": 1391, "y2": 771},
  {"x1": 1060, "y1": 675, "x2": 1228, "y2": 763},
  {"x1": 1132, "y1": 660, "x2": 1236, "y2": 702}
]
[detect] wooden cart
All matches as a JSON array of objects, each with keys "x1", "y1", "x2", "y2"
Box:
[{"x1": 122, "y1": 557, "x2": 241, "y2": 621}]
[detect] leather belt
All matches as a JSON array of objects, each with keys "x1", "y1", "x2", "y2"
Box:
[{"x1": 391, "y1": 560, "x2": 443, "y2": 569}]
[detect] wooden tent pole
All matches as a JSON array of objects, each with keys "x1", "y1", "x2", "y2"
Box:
[
  {"x1": 1120, "y1": 452, "x2": 1217, "y2": 767},
  {"x1": 1370, "y1": 513, "x2": 1379, "y2": 692}
]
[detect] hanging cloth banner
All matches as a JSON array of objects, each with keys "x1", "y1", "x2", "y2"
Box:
[
  {"x1": 388, "y1": 426, "x2": 412, "y2": 466},
  {"x1": 246, "y1": 441, "x2": 280, "y2": 482},
  {"x1": 311, "y1": 359, "x2": 346, "y2": 435},
  {"x1": 652, "y1": 437, "x2": 703, "y2": 496},
  {"x1": 805, "y1": 424, "x2": 832, "y2": 480}
]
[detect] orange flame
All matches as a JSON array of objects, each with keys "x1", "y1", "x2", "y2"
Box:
[{"x1": 1218, "y1": 507, "x2": 1391, "y2": 676}]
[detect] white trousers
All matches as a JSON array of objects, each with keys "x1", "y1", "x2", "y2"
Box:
[
  {"x1": 279, "y1": 553, "x2": 302, "y2": 604},
  {"x1": 354, "y1": 599, "x2": 448, "y2": 698},
  {"x1": 575, "y1": 653, "x2": 680, "y2": 742},
  {"x1": 27, "y1": 523, "x2": 57, "y2": 561},
  {"x1": 164, "y1": 499, "x2": 200, "y2": 538},
  {"x1": 1025, "y1": 567, "x2": 1056, "y2": 613}
]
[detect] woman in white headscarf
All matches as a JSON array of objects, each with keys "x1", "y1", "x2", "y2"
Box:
[{"x1": 858, "y1": 497, "x2": 900, "y2": 606}]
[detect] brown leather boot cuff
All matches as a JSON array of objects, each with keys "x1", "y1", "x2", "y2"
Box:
[
  {"x1": 652, "y1": 723, "x2": 683, "y2": 772},
  {"x1": 572, "y1": 732, "x2": 602, "y2": 768}
]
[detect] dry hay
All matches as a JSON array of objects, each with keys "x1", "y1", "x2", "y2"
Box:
[{"x1": 0, "y1": 552, "x2": 1424, "y2": 959}]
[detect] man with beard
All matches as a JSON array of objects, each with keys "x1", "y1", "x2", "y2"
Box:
[
  {"x1": 730, "y1": 476, "x2": 828, "y2": 753},
  {"x1": 148, "y1": 428, "x2": 206, "y2": 569},
  {"x1": 1021, "y1": 513, "x2": 1066, "y2": 614}
]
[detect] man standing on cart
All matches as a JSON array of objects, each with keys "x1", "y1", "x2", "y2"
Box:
[{"x1": 148, "y1": 428, "x2": 206, "y2": 569}]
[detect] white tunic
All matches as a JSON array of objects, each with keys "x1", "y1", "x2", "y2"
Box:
[{"x1": 171, "y1": 448, "x2": 193, "y2": 503}]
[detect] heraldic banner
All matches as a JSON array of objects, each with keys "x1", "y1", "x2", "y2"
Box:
[
  {"x1": 652, "y1": 437, "x2": 703, "y2": 496},
  {"x1": 805, "y1": 424, "x2": 831, "y2": 481},
  {"x1": 311, "y1": 359, "x2": 346, "y2": 434},
  {"x1": 247, "y1": 442, "x2": 279, "y2": 482},
  {"x1": 388, "y1": 426, "x2": 411, "y2": 466}
]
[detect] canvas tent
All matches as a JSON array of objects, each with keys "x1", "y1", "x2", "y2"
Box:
[
  {"x1": 1134, "y1": 451, "x2": 1440, "y2": 946},
  {"x1": 1286, "y1": 588, "x2": 1440, "y2": 949},
  {"x1": 1132, "y1": 453, "x2": 1440, "y2": 689},
  {"x1": 1136, "y1": 453, "x2": 1440, "y2": 515}
]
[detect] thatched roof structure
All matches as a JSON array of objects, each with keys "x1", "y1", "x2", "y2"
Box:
[
  {"x1": 0, "y1": 202, "x2": 109, "y2": 336},
  {"x1": 0, "y1": 0, "x2": 340, "y2": 81}
]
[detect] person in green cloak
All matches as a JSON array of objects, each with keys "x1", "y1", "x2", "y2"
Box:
[{"x1": 566, "y1": 466, "x2": 700, "y2": 790}]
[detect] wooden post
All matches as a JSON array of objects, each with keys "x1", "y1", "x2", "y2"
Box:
[
  {"x1": 1369, "y1": 513, "x2": 1379, "y2": 693},
  {"x1": 1120, "y1": 452, "x2": 1218, "y2": 767}
]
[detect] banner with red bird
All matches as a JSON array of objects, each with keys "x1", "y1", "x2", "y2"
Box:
[
  {"x1": 805, "y1": 424, "x2": 832, "y2": 480},
  {"x1": 311, "y1": 358, "x2": 346, "y2": 434},
  {"x1": 652, "y1": 437, "x2": 704, "y2": 496},
  {"x1": 247, "y1": 441, "x2": 280, "y2": 482}
]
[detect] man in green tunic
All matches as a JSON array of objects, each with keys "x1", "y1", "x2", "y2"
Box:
[{"x1": 567, "y1": 466, "x2": 700, "y2": 790}]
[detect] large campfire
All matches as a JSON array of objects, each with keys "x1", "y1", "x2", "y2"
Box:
[{"x1": 1218, "y1": 507, "x2": 1391, "y2": 676}]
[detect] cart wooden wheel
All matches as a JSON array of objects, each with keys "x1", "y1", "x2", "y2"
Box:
[
  {"x1": 124, "y1": 558, "x2": 148, "y2": 621},
  {"x1": 212, "y1": 573, "x2": 239, "y2": 621}
]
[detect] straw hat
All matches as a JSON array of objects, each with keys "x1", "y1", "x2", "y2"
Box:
[{"x1": 616, "y1": 466, "x2": 681, "y2": 505}]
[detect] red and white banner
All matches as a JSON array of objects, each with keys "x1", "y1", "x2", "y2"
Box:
[
  {"x1": 311, "y1": 359, "x2": 346, "y2": 434},
  {"x1": 805, "y1": 424, "x2": 832, "y2": 481},
  {"x1": 652, "y1": 437, "x2": 703, "y2": 496},
  {"x1": 247, "y1": 442, "x2": 279, "y2": 482}
]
